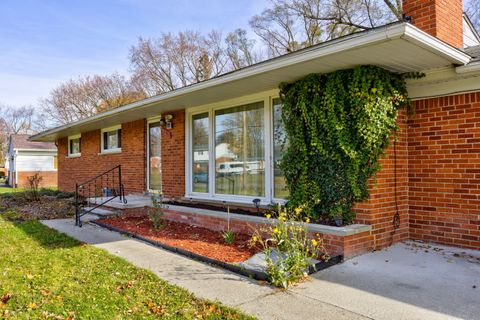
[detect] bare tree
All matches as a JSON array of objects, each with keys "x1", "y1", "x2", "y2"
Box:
[
  {"x1": 129, "y1": 31, "x2": 224, "y2": 96},
  {"x1": 226, "y1": 28, "x2": 261, "y2": 69},
  {"x1": 40, "y1": 73, "x2": 142, "y2": 126},
  {"x1": 0, "y1": 104, "x2": 37, "y2": 165},
  {"x1": 250, "y1": 0, "x2": 400, "y2": 56},
  {"x1": 0, "y1": 105, "x2": 35, "y2": 134},
  {"x1": 129, "y1": 29, "x2": 260, "y2": 97},
  {"x1": 465, "y1": 0, "x2": 480, "y2": 30}
]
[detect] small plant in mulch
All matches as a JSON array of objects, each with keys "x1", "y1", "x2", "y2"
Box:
[
  {"x1": 250, "y1": 206, "x2": 330, "y2": 289},
  {"x1": 221, "y1": 205, "x2": 236, "y2": 245},
  {"x1": 222, "y1": 230, "x2": 235, "y2": 245},
  {"x1": 149, "y1": 194, "x2": 165, "y2": 230}
]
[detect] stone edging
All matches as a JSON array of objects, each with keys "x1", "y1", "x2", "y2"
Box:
[{"x1": 164, "y1": 204, "x2": 371, "y2": 237}]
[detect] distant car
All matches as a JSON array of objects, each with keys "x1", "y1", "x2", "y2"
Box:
[
  {"x1": 216, "y1": 162, "x2": 245, "y2": 177},
  {"x1": 193, "y1": 172, "x2": 208, "y2": 183}
]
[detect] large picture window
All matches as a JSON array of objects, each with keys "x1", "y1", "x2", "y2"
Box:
[
  {"x1": 215, "y1": 102, "x2": 265, "y2": 197},
  {"x1": 187, "y1": 95, "x2": 289, "y2": 204},
  {"x1": 192, "y1": 113, "x2": 209, "y2": 193}
]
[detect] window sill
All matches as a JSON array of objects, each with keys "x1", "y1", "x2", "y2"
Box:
[
  {"x1": 183, "y1": 194, "x2": 281, "y2": 207},
  {"x1": 67, "y1": 154, "x2": 81, "y2": 158},
  {"x1": 98, "y1": 149, "x2": 122, "y2": 155}
]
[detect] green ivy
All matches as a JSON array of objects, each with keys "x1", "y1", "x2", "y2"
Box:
[{"x1": 279, "y1": 65, "x2": 410, "y2": 223}]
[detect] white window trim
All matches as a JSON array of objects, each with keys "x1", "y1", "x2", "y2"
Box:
[
  {"x1": 67, "y1": 134, "x2": 81, "y2": 157},
  {"x1": 100, "y1": 125, "x2": 122, "y2": 154},
  {"x1": 185, "y1": 89, "x2": 286, "y2": 206}
]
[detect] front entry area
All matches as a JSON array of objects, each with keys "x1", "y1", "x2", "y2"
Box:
[{"x1": 148, "y1": 121, "x2": 162, "y2": 193}]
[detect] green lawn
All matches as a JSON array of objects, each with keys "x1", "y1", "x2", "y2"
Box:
[
  {"x1": 0, "y1": 217, "x2": 254, "y2": 319},
  {"x1": 0, "y1": 186, "x2": 18, "y2": 194}
]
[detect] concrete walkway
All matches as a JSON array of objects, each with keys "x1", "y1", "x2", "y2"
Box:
[{"x1": 41, "y1": 219, "x2": 480, "y2": 320}]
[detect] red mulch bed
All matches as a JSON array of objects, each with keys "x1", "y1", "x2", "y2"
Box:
[{"x1": 97, "y1": 215, "x2": 259, "y2": 263}]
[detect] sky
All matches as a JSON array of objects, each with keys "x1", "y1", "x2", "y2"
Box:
[{"x1": 0, "y1": 0, "x2": 269, "y2": 107}]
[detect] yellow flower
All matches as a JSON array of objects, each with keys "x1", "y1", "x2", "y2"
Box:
[
  {"x1": 273, "y1": 227, "x2": 280, "y2": 234},
  {"x1": 266, "y1": 214, "x2": 271, "y2": 219},
  {"x1": 252, "y1": 236, "x2": 258, "y2": 242},
  {"x1": 294, "y1": 207, "x2": 302, "y2": 215},
  {"x1": 305, "y1": 218, "x2": 310, "y2": 223},
  {"x1": 311, "y1": 239, "x2": 318, "y2": 246}
]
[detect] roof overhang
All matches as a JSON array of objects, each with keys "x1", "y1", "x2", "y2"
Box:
[
  {"x1": 14, "y1": 148, "x2": 57, "y2": 152},
  {"x1": 31, "y1": 22, "x2": 471, "y2": 142}
]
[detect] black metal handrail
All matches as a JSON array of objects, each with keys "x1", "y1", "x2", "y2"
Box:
[{"x1": 75, "y1": 165, "x2": 127, "y2": 227}]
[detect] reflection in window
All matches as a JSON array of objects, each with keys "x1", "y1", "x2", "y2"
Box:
[
  {"x1": 103, "y1": 129, "x2": 121, "y2": 150},
  {"x1": 149, "y1": 122, "x2": 162, "y2": 191},
  {"x1": 215, "y1": 102, "x2": 265, "y2": 196},
  {"x1": 69, "y1": 137, "x2": 81, "y2": 155},
  {"x1": 273, "y1": 98, "x2": 289, "y2": 198},
  {"x1": 192, "y1": 113, "x2": 209, "y2": 193}
]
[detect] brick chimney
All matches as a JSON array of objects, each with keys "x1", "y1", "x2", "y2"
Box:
[{"x1": 403, "y1": 0, "x2": 464, "y2": 48}]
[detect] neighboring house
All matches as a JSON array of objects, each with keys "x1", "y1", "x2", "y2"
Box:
[
  {"x1": 7, "y1": 134, "x2": 58, "y2": 188},
  {"x1": 31, "y1": 0, "x2": 480, "y2": 255}
]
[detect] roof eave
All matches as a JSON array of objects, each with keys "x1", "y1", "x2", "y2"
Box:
[{"x1": 30, "y1": 22, "x2": 472, "y2": 142}]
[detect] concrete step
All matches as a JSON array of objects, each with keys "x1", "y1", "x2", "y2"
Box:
[{"x1": 83, "y1": 207, "x2": 116, "y2": 217}]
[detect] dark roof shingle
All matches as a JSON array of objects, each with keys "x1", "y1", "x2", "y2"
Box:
[
  {"x1": 464, "y1": 45, "x2": 480, "y2": 62},
  {"x1": 10, "y1": 134, "x2": 56, "y2": 150}
]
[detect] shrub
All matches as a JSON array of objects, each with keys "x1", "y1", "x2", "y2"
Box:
[
  {"x1": 250, "y1": 206, "x2": 329, "y2": 288},
  {"x1": 149, "y1": 194, "x2": 165, "y2": 230},
  {"x1": 26, "y1": 173, "x2": 43, "y2": 201},
  {"x1": 56, "y1": 191, "x2": 75, "y2": 199},
  {"x1": 38, "y1": 188, "x2": 59, "y2": 197},
  {"x1": 0, "y1": 208, "x2": 19, "y2": 221},
  {"x1": 279, "y1": 66, "x2": 412, "y2": 223}
]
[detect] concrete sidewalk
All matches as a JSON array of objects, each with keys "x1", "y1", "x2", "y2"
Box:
[{"x1": 41, "y1": 219, "x2": 480, "y2": 320}]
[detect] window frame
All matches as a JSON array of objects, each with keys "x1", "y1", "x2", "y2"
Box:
[
  {"x1": 67, "y1": 134, "x2": 81, "y2": 157},
  {"x1": 271, "y1": 96, "x2": 289, "y2": 202},
  {"x1": 100, "y1": 125, "x2": 122, "y2": 154},
  {"x1": 186, "y1": 90, "x2": 282, "y2": 205},
  {"x1": 146, "y1": 117, "x2": 162, "y2": 193}
]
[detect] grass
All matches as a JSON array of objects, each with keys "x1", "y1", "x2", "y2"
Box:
[
  {"x1": 0, "y1": 217, "x2": 254, "y2": 319},
  {"x1": 0, "y1": 186, "x2": 20, "y2": 194}
]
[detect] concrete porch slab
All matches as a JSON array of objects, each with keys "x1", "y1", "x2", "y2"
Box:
[
  {"x1": 89, "y1": 195, "x2": 152, "y2": 209},
  {"x1": 83, "y1": 207, "x2": 115, "y2": 216}
]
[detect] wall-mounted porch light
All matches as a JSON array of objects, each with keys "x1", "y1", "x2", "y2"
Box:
[{"x1": 163, "y1": 114, "x2": 173, "y2": 129}]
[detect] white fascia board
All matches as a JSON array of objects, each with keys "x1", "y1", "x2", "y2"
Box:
[
  {"x1": 401, "y1": 24, "x2": 471, "y2": 64},
  {"x1": 14, "y1": 148, "x2": 57, "y2": 152},
  {"x1": 456, "y1": 61, "x2": 480, "y2": 74}
]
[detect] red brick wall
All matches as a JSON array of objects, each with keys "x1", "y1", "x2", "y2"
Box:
[
  {"x1": 354, "y1": 109, "x2": 410, "y2": 250},
  {"x1": 58, "y1": 119, "x2": 146, "y2": 194},
  {"x1": 121, "y1": 207, "x2": 373, "y2": 258},
  {"x1": 403, "y1": 0, "x2": 463, "y2": 48},
  {"x1": 161, "y1": 110, "x2": 186, "y2": 199},
  {"x1": 408, "y1": 92, "x2": 480, "y2": 250},
  {"x1": 13, "y1": 171, "x2": 57, "y2": 188},
  {"x1": 58, "y1": 111, "x2": 186, "y2": 198}
]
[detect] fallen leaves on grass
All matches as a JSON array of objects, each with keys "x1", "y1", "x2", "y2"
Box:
[{"x1": 146, "y1": 301, "x2": 165, "y2": 316}]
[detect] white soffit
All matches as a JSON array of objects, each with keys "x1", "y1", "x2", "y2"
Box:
[{"x1": 31, "y1": 22, "x2": 471, "y2": 142}]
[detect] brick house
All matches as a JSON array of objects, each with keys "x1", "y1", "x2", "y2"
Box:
[
  {"x1": 31, "y1": 0, "x2": 480, "y2": 257},
  {"x1": 6, "y1": 134, "x2": 58, "y2": 188}
]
